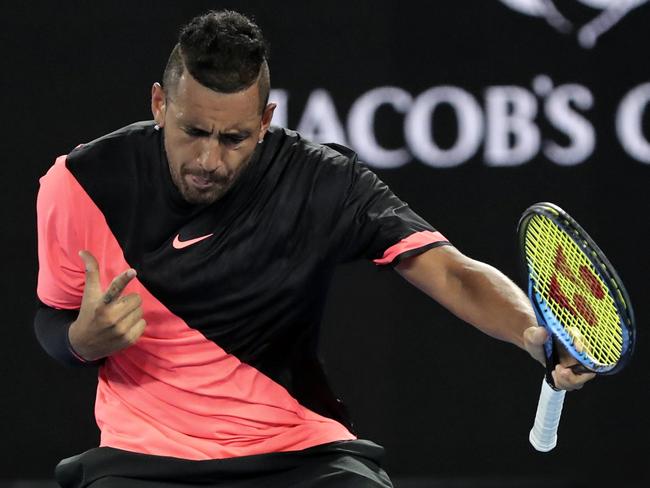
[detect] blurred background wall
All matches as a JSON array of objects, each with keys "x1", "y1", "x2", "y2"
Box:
[{"x1": 3, "y1": 1, "x2": 648, "y2": 486}]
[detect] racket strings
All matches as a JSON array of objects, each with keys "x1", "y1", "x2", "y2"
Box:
[
  {"x1": 547, "y1": 234, "x2": 622, "y2": 358},
  {"x1": 524, "y1": 215, "x2": 623, "y2": 367},
  {"x1": 526, "y1": 227, "x2": 621, "y2": 363},
  {"x1": 527, "y1": 259, "x2": 621, "y2": 366},
  {"x1": 526, "y1": 221, "x2": 622, "y2": 364}
]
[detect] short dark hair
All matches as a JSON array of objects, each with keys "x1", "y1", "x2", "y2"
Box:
[{"x1": 162, "y1": 10, "x2": 270, "y2": 113}]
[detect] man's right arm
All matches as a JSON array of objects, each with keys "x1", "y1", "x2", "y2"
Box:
[
  {"x1": 35, "y1": 159, "x2": 145, "y2": 366},
  {"x1": 34, "y1": 251, "x2": 144, "y2": 366}
]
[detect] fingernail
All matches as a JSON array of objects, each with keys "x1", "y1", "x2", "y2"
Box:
[{"x1": 127, "y1": 269, "x2": 137, "y2": 278}]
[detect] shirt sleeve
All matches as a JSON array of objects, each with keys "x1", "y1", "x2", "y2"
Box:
[
  {"x1": 33, "y1": 301, "x2": 103, "y2": 367},
  {"x1": 36, "y1": 156, "x2": 85, "y2": 309},
  {"x1": 327, "y1": 145, "x2": 450, "y2": 265}
]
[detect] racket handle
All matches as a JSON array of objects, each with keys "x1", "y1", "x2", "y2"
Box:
[{"x1": 529, "y1": 378, "x2": 566, "y2": 452}]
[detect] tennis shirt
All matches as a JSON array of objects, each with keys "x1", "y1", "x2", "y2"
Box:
[{"x1": 36, "y1": 121, "x2": 448, "y2": 461}]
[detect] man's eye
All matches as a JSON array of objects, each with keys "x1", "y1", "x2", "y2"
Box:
[
  {"x1": 184, "y1": 128, "x2": 209, "y2": 138},
  {"x1": 221, "y1": 134, "x2": 246, "y2": 145}
]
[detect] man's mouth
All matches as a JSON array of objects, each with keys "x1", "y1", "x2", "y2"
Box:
[{"x1": 186, "y1": 174, "x2": 219, "y2": 191}]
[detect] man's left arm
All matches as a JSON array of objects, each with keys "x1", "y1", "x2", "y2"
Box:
[{"x1": 395, "y1": 245, "x2": 595, "y2": 391}]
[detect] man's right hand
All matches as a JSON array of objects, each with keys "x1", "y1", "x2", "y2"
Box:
[{"x1": 68, "y1": 250, "x2": 146, "y2": 361}]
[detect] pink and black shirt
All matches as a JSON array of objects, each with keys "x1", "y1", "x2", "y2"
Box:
[{"x1": 36, "y1": 122, "x2": 449, "y2": 461}]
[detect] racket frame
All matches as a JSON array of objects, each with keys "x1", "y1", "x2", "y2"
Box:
[{"x1": 517, "y1": 202, "x2": 636, "y2": 380}]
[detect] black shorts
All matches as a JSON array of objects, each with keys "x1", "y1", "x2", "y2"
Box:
[{"x1": 55, "y1": 439, "x2": 393, "y2": 488}]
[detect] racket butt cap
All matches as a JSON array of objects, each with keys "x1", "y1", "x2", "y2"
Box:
[{"x1": 529, "y1": 428, "x2": 557, "y2": 452}]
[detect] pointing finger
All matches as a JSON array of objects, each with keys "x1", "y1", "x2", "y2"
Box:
[{"x1": 102, "y1": 268, "x2": 137, "y2": 305}]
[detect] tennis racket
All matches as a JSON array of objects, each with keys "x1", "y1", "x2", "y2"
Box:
[{"x1": 518, "y1": 202, "x2": 635, "y2": 452}]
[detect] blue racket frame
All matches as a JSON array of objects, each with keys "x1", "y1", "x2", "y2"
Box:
[{"x1": 518, "y1": 202, "x2": 636, "y2": 387}]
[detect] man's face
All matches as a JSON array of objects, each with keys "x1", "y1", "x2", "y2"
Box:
[{"x1": 151, "y1": 71, "x2": 274, "y2": 205}]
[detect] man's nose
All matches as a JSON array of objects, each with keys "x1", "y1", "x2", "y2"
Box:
[{"x1": 197, "y1": 138, "x2": 224, "y2": 171}]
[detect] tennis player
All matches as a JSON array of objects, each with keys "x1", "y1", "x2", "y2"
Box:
[{"x1": 34, "y1": 10, "x2": 594, "y2": 488}]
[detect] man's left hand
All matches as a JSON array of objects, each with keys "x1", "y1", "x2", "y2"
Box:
[{"x1": 523, "y1": 326, "x2": 596, "y2": 391}]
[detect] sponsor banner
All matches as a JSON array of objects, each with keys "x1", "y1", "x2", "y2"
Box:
[{"x1": 271, "y1": 78, "x2": 650, "y2": 168}]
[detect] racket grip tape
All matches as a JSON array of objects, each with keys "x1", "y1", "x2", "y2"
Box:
[{"x1": 529, "y1": 378, "x2": 566, "y2": 452}]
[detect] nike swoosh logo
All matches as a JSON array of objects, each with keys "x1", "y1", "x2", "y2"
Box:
[{"x1": 172, "y1": 233, "x2": 214, "y2": 250}]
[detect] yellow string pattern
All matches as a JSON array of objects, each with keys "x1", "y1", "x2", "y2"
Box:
[{"x1": 525, "y1": 214, "x2": 623, "y2": 367}]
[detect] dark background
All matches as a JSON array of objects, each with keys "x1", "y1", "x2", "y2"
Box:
[{"x1": 3, "y1": 1, "x2": 648, "y2": 486}]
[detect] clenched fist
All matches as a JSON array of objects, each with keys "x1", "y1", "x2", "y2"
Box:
[{"x1": 523, "y1": 326, "x2": 596, "y2": 391}]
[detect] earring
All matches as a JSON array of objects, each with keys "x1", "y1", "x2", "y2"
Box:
[{"x1": 154, "y1": 124, "x2": 161, "y2": 131}]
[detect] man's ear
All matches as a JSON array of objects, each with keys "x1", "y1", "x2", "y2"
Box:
[
  {"x1": 151, "y1": 82, "x2": 167, "y2": 127},
  {"x1": 258, "y1": 103, "x2": 276, "y2": 141}
]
